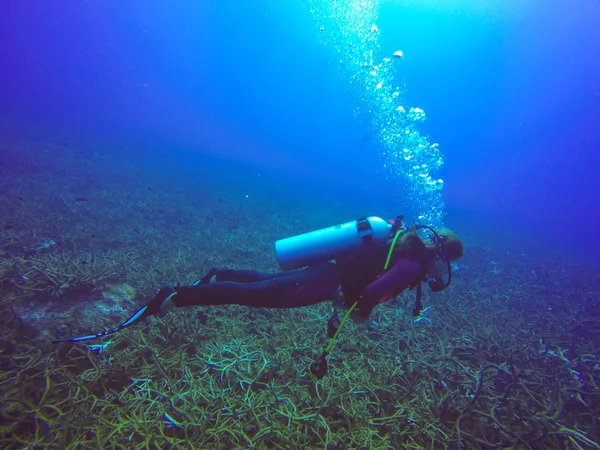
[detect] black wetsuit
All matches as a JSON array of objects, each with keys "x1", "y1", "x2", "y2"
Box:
[
  {"x1": 173, "y1": 262, "x2": 341, "y2": 309},
  {"x1": 172, "y1": 244, "x2": 426, "y2": 316}
]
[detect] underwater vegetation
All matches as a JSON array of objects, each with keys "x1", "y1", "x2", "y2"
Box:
[{"x1": 1, "y1": 142, "x2": 599, "y2": 449}]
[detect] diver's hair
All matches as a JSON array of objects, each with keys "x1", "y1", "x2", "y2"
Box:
[
  {"x1": 393, "y1": 227, "x2": 464, "y2": 263},
  {"x1": 436, "y1": 228, "x2": 464, "y2": 261},
  {"x1": 392, "y1": 230, "x2": 430, "y2": 264}
]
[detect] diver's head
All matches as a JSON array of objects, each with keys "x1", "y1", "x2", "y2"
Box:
[
  {"x1": 422, "y1": 227, "x2": 464, "y2": 292},
  {"x1": 419, "y1": 227, "x2": 463, "y2": 261},
  {"x1": 390, "y1": 224, "x2": 464, "y2": 266},
  {"x1": 433, "y1": 228, "x2": 464, "y2": 262}
]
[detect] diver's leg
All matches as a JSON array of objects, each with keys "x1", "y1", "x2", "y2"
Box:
[
  {"x1": 174, "y1": 262, "x2": 339, "y2": 309},
  {"x1": 195, "y1": 267, "x2": 293, "y2": 285},
  {"x1": 214, "y1": 268, "x2": 298, "y2": 283}
]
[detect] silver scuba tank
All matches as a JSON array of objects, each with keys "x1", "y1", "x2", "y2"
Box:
[{"x1": 275, "y1": 216, "x2": 392, "y2": 271}]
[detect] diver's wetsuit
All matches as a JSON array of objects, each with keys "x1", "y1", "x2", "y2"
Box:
[
  {"x1": 173, "y1": 262, "x2": 340, "y2": 309},
  {"x1": 172, "y1": 248, "x2": 426, "y2": 316}
]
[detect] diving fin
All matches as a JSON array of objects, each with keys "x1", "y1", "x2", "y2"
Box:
[
  {"x1": 192, "y1": 267, "x2": 219, "y2": 286},
  {"x1": 52, "y1": 285, "x2": 175, "y2": 344}
]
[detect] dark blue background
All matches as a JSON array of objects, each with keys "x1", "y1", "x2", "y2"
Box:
[{"x1": 1, "y1": 0, "x2": 599, "y2": 262}]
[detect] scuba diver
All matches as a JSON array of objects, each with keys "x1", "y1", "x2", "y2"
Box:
[{"x1": 53, "y1": 215, "x2": 463, "y2": 377}]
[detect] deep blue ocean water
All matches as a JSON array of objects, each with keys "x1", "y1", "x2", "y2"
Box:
[{"x1": 2, "y1": 0, "x2": 598, "y2": 264}]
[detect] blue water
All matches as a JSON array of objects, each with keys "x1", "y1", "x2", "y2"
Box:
[{"x1": 3, "y1": 0, "x2": 598, "y2": 263}]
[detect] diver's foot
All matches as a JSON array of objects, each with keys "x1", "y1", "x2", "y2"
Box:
[
  {"x1": 147, "y1": 284, "x2": 177, "y2": 316},
  {"x1": 193, "y1": 267, "x2": 220, "y2": 286},
  {"x1": 121, "y1": 285, "x2": 176, "y2": 327}
]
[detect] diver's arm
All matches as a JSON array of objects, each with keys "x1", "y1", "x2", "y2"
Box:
[{"x1": 358, "y1": 258, "x2": 423, "y2": 316}]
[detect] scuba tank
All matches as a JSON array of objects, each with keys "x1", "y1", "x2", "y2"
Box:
[{"x1": 275, "y1": 216, "x2": 392, "y2": 271}]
